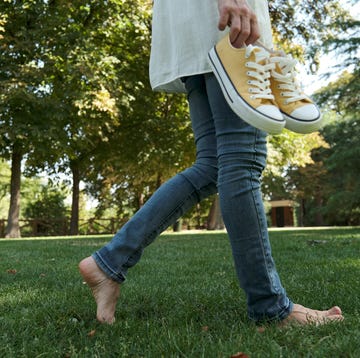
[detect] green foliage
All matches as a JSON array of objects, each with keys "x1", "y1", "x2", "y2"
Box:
[
  {"x1": 269, "y1": 0, "x2": 351, "y2": 66},
  {"x1": 263, "y1": 131, "x2": 328, "y2": 200},
  {"x1": 321, "y1": 116, "x2": 360, "y2": 225},
  {"x1": 0, "y1": 0, "x2": 59, "y2": 159},
  {"x1": 23, "y1": 184, "x2": 69, "y2": 236},
  {"x1": 286, "y1": 154, "x2": 329, "y2": 226},
  {"x1": 0, "y1": 160, "x2": 11, "y2": 217},
  {"x1": 258, "y1": 1, "x2": 354, "y2": 204},
  {"x1": 0, "y1": 0, "x2": 356, "y2": 229},
  {"x1": 23, "y1": 184, "x2": 67, "y2": 220},
  {"x1": 315, "y1": 70, "x2": 360, "y2": 114},
  {"x1": 310, "y1": 8, "x2": 359, "y2": 225},
  {"x1": 299, "y1": 9, "x2": 360, "y2": 225},
  {"x1": 313, "y1": 4, "x2": 359, "y2": 115},
  {"x1": 88, "y1": 91, "x2": 194, "y2": 216},
  {"x1": 0, "y1": 0, "x2": 194, "y2": 222},
  {"x1": 286, "y1": 115, "x2": 360, "y2": 226},
  {"x1": 266, "y1": 1, "x2": 359, "y2": 225}
]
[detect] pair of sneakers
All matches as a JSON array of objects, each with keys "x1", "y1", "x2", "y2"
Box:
[{"x1": 208, "y1": 35, "x2": 322, "y2": 134}]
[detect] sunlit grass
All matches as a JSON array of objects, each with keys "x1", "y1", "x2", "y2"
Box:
[{"x1": 1, "y1": 227, "x2": 359, "y2": 357}]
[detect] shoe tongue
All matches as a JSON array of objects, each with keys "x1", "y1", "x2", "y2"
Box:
[
  {"x1": 275, "y1": 61, "x2": 285, "y2": 74},
  {"x1": 274, "y1": 55, "x2": 296, "y2": 75},
  {"x1": 252, "y1": 46, "x2": 268, "y2": 64}
]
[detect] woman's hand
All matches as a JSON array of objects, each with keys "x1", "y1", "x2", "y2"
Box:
[{"x1": 218, "y1": 0, "x2": 260, "y2": 47}]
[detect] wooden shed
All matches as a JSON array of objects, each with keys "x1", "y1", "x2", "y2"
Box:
[{"x1": 270, "y1": 200, "x2": 295, "y2": 227}]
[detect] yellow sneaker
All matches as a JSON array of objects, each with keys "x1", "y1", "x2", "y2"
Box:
[
  {"x1": 208, "y1": 35, "x2": 285, "y2": 134},
  {"x1": 269, "y1": 52, "x2": 322, "y2": 133}
]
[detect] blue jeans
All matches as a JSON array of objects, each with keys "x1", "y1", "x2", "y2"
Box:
[{"x1": 93, "y1": 74, "x2": 293, "y2": 322}]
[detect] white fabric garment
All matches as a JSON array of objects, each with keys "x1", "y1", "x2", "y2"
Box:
[{"x1": 149, "y1": 0, "x2": 273, "y2": 93}]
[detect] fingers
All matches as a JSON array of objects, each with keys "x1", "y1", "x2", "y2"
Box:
[
  {"x1": 218, "y1": 0, "x2": 260, "y2": 48},
  {"x1": 218, "y1": 6, "x2": 230, "y2": 31}
]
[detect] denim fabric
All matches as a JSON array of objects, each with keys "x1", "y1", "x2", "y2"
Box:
[{"x1": 93, "y1": 73, "x2": 292, "y2": 322}]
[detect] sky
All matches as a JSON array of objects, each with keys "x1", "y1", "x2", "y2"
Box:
[{"x1": 300, "y1": 0, "x2": 360, "y2": 94}]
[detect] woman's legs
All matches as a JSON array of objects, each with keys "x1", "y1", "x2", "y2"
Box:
[
  {"x1": 203, "y1": 73, "x2": 342, "y2": 324},
  {"x1": 90, "y1": 76, "x2": 218, "y2": 284},
  {"x1": 79, "y1": 75, "x2": 219, "y2": 322},
  {"x1": 204, "y1": 73, "x2": 291, "y2": 321},
  {"x1": 80, "y1": 73, "x2": 343, "y2": 325}
]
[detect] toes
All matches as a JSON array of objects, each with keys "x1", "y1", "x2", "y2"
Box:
[
  {"x1": 313, "y1": 314, "x2": 344, "y2": 326},
  {"x1": 281, "y1": 303, "x2": 344, "y2": 327},
  {"x1": 327, "y1": 306, "x2": 342, "y2": 316},
  {"x1": 326, "y1": 314, "x2": 344, "y2": 322}
]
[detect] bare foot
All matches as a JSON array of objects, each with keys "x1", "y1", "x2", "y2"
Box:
[
  {"x1": 79, "y1": 256, "x2": 120, "y2": 324},
  {"x1": 280, "y1": 303, "x2": 344, "y2": 327}
]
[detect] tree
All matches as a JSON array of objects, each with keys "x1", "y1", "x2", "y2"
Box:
[
  {"x1": 313, "y1": 1, "x2": 359, "y2": 114},
  {"x1": 306, "y1": 4, "x2": 360, "y2": 225},
  {"x1": 263, "y1": 131, "x2": 328, "y2": 201},
  {"x1": 206, "y1": 195, "x2": 225, "y2": 230},
  {"x1": 259, "y1": 1, "x2": 357, "y2": 225},
  {"x1": 1, "y1": 0, "x2": 354, "y2": 236},
  {"x1": 0, "y1": 1, "x2": 68, "y2": 237},
  {"x1": 42, "y1": 1, "x2": 126, "y2": 234},
  {"x1": 77, "y1": 3, "x2": 195, "y2": 218},
  {"x1": 1, "y1": 0, "x2": 152, "y2": 235},
  {"x1": 286, "y1": 147, "x2": 330, "y2": 226},
  {"x1": 259, "y1": 0, "x2": 352, "y2": 202},
  {"x1": 87, "y1": 91, "x2": 194, "y2": 219},
  {"x1": 269, "y1": 0, "x2": 351, "y2": 68},
  {"x1": 24, "y1": 184, "x2": 68, "y2": 236},
  {"x1": 90, "y1": 0, "x2": 352, "y2": 224},
  {"x1": 321, "y1": 116, "x2": 360, "y2": 225},
  {"x1": 288, "y1": 114, "x2": 360, "y2": 226}
]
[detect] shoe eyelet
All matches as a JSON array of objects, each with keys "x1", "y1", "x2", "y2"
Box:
[{"x1": 250, "y1": 95, "x2": 255, "y2": 100}]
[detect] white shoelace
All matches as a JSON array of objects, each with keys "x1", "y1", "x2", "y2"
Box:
[
  {"x1": 270, "y1": 56, "x2": 307, "y2": 104},
  {"x1": 244, "y1": 45, "x2": 275, "y2": 100}
]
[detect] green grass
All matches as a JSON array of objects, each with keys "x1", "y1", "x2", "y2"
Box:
[{"x1": 1, "y1": 227, "x2": 360, "y2": 357}]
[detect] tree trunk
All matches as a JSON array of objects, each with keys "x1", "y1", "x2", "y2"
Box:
[
  {"x1": 138, "y1": 192, "x2": 145, "y2": 209},
  {"x1": 5, "y1": 148, "x2": 22, "y2": 238},
  {"x1": 156, "y1": 172, "x2": 162, "y2": 189},
  {"x1": 207, "y1": 195, "x2": 224, "y2": 230},
  {"x1": 69, "y1": 160, "x2": 80, "y2": 235},
  {"x1": 299, "y1": 198, "x2": 305, "y2": 227},
  {"x1": 314, "y1": 194, "x2": 324, "y2": 226}
]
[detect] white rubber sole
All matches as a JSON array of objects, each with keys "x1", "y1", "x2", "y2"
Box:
[
  {"x1": 284, "y1": 112, "x2": 323, "y2": 134},
  {"x1": 208, "y1": 47, "x2": 285, "y2": 134}
]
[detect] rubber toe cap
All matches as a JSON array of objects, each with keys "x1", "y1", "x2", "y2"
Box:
[
  {"x1": 258, "y1": 105, "x2": 284, "y2": 121},
  {"x1": 290, "y1": 104, "x2": 320, "y2": 121}
]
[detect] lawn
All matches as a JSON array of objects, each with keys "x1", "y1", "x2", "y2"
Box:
[{"x1": 1, "y1": 227, "x2": 359, "y2": 357}]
